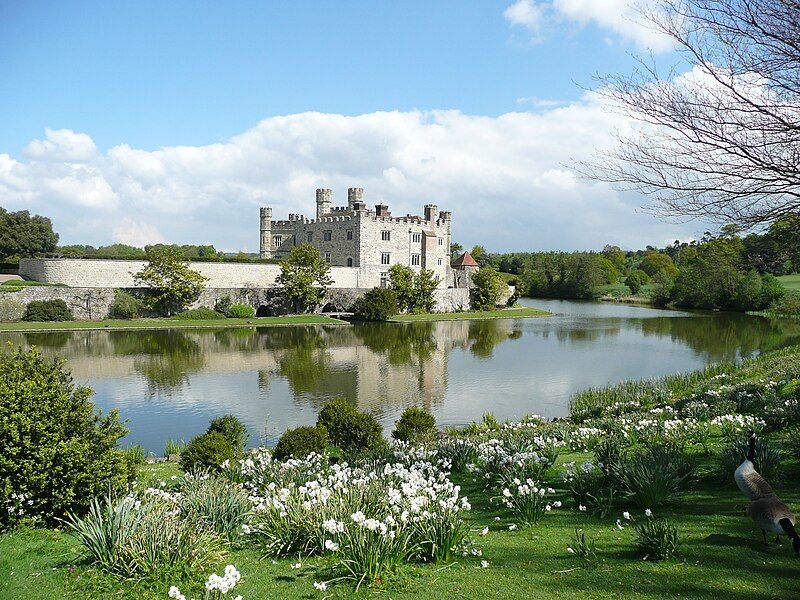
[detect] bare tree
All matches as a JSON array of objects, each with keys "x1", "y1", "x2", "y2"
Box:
[{"x1": 589, "y1": 0, "x2": 800, "y2": 229}]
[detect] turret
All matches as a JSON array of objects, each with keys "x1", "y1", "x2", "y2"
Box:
[
  {"x1": 259, "y1": 207, "x2": 272, "y2": 259},
  {"x1": 348, "y1": 187, "x2": 364, "y2": 210},
  {"x1": 424, "y1": 204, "x2": 438, "y2": 222},
  {"x1": 316, "y1": 188, "x2": 332, "y2": 218}
]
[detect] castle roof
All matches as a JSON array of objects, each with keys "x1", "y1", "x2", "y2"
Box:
[{"x1": 452, "y1": 252, "x2": 478, "y2": 268}]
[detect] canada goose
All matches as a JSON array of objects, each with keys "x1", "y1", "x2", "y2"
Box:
[{"x1": 735, "y1": 431, "x2": 799, "y2": 555}]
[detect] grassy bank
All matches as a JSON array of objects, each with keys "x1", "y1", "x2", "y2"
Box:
[
  {"x1": 390, "y1": 306, "x2": 551, "y2": 322},
  {"x1": 2, "y1": 465, "x2": 797, "y2": 599},
  {"x1": 0, "y1": 314, "x2": 347, "y2": 332},
  {"x1": 778, "y1": 273, "x2": 800, "y2": 292}
]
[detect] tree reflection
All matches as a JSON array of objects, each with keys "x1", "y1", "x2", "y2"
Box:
[
  {"x1": 467, "y1": 320, "x2": 520, "y2": 358},
  {"x1": 354, "y1": 322, "x2": 438, "y2": 365}
]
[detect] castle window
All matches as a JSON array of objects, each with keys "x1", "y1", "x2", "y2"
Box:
[
  {"x1": 325, "y1": 252, "x2": 331, "y2": 263},
  {"x1": 437, "y1": 258, "x2": 443, "y2": 266},
  {"x1": 307, "y1": 232, "x2": 313, "y2": 243},
  {"x1": 347, "y1": 229, "x2": 353, "y2": 240},
  {"x1": 438, "y1": 237, "x2": 443, "y2": 246},
  {"x1": 273, "y1": 235, "x2": 282, "y2": 247},
  {"x1": 381, "y1": 230, "x2": 391, "y2": 241},
  {"x1": 435, "y1": 274, "x2": 441, "y2": 282},
  {"x1": 411, "y1": 254, "x2": 421, "y2": 266},
  {"x1": 323, "y1": 230, "x2": 332, "y2": 241},
  {"x1": 381, "y1": 252, "x2": 390, "y2": 265},
  {"x1": 347, "y1": 257, "x2": 353, "y2": 267},
  {"x1": 380, "y1": 272, "x2": 389, "y2": 288},
  {"x1": 412, "y1": 232, "x2": 421, "y2": 243}
]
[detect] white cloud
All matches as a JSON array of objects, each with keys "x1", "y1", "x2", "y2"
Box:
[
  {"x1": 0, "y1": 101, "x2": 701, "y2": 252},
  {"x1": 112, "y1": 218, "x2": 166, "y2": 246},
  {"x1": 23, "y1": 128, "x2": 97, "y2": 162},
  {"x1": 503, "y1": 0, "x2": 673, "y2": 53},
  {"x1": 503, "y1": 0, "x2": 547, "y2": 37}
]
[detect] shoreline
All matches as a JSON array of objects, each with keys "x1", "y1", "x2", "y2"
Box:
[{"x1": 389, "y1": 307, "x2": 551, "y2": 322}]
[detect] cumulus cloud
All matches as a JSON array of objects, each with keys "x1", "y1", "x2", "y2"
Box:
[
  {"x1": 24, "y1": 128, "x2": 98, "y2": 162},
  {"x1": 0, "y1": 100, "x2": 700, "y2": 252},
  {"x1": 504, "y1": 0, "x2": 673, "y2": 53}
]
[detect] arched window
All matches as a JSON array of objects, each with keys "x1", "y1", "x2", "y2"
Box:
[{"x1": 346, "y1": 257, "x2": 353, "y2": 267}]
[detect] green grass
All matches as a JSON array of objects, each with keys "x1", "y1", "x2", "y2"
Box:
[
  {"x1": 390, "y1": 306, "x2": 551, "y2": 322},
  {"x1": 2, "y1": 469, "x2": 798, "y2": 599},
  {"x1": 778, "y1": 274, "x2": 800, "y2": 292},
  {"x1": 0, "y1": 315, "x2": 347, "y2": 332}
]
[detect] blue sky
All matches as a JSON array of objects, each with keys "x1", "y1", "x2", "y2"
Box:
[{"x1": 0, "y1": 1, "x2": 696, "y2": 252}]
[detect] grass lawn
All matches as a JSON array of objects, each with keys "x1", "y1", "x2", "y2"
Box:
[
  {"x1": 2, "y1": 460, "x2": 798, "y2": 600},
  {"x1": 778, "y1": 274, "x2": 800, "y2": 292},
  {"x1": 0, "y1": 314, "x2": 347, "y2": 332},
  {"x1": 390, "y1": 306, "x2": 551, "y2": 322}
]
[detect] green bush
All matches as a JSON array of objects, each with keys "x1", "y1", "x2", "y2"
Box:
[
  {"x1": 0, "y1": 297, "x2": 25, "y2": 322},
  {"x1": 227, "y1": 303, "x2": 255, "y2": 318},
  {"x1": 22, "y1": 299, "x2": 74, "y2": 322},
  {"x1": 0, "y1": 347, "x2": 131, "y2": 528},
  {"x1": 179, "y1": 432, "x2": 235, "y2": 472},
  {"x1": 214, "y1": 295, "x2": 233, "y2": 316},
  {"x1": 172, "y1": 307, "x2": 225, "y2": 320},
  {"x1": 470, "y1": 267, "x2": 505, "y2": 311},
  {"x1": 624, "y1": 270, "x2": 650, "y2": 294},
  {"x1": 207, "y1": 414, "x2": 249, "y2": 454},
  {"x1": 352, "y1": 287, "x2": 398, "y2": 321},
  {"x1": 272, "y1": 425, "x2": 329, "y2": 461},
  {"x1": 632, "y1": 514, "x2": 683, "y2": 560},
  {"x1": 770, "y1": 291, "x2": 800, "y2": 317},
  {"x1": 180, "y1": 474, "x2": 251, "y2": 542},
  {"x1": 109, "y1": 289, "x2": 142, "y2": 319},
  {"x1": 613, "y1": 443, "x2": 693, "y2": 507},
  {"x1": 317, "y1": 398, "x2": 385, "y2": 453},
  {"x1": 393, "y1": 406, "x2": 437, "y2": 444}
]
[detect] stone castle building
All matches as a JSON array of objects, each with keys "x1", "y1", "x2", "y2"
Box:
[{"x1": 260, "y1": 187, "x2": 452, "y2": 288}]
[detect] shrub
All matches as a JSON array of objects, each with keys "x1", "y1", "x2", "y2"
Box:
[
  {"x1": 317, "y1": 399, "x2": 385, "y2": 453},
  {"x1": 470, "y1": 267, "x2": 505, "y2": 311},
  {"x1": 272, "y1": 425, "x2": 329, "y2": 461},
  {"x1": 0, "y1": 297, "x2": 24, "y2": 322},
  {"x1": 435, "y1": 438, "x2": 478, "y2": 473},
  {"x1": 22, "y1": 299, "x2": 74, "y2": 322},
  {"x1": 227, "y1": 303, "x2": 255, "y2": 318},
  {"x1": 770, "y1": 291, "x2": 800, "y2": 317},
  {"x1": 624, "y1": 270, "x2": 650, "y2": 294},
  {"x1": 180, "y1": 432, "x2": 236, "y2": 472},
  {"x1": 393, "y1": 406, "x2": 437, "y2": 444},
  {"x1": 207, "y1": 414, "x2": 250, "y2": 455},
  {"x1": 173, "y1": 307, "x2": 225, "y2": 320},
  {"x1": 109, "y1": 289, "x2": 142, "y2": 319},
  {"x1": 0, "y1": 347, "x2": 130, "y2": 528},
  {"x1": 214, "y1": 295, "x2": 233, "y2": 316},
  {"x1": 66, "y1": 494, "x2": 225, "y2": 579},
  {"x1": 613, "y1": 443, "x2": 693, "y2": 507},
  {"x1": 717, "y1": 436, "x2": 781, "y2": 483},
  {"x1": 631, "y1": 512, "x2": 683, "y2": 560},
  {"x1": 352, "y1": 287, "x2": 398, "y2": 321}
]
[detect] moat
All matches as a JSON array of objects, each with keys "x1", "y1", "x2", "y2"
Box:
[{"x1": 3, "y1": 298, "x2": 799, "y2": 454}]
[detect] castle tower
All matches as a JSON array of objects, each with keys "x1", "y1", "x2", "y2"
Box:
[
  {"x1": 259, "y1": 207, "x2": 272, "y2": 259},
  {"x1": 316, "y1": 188, "x2": 332, "y2": 218},
  {"x1": 424, "y1": 204, "x2": 438, "y2": 222},
  {"x1": 348, "y1": 187, "x2": 364, "y2": 210}
]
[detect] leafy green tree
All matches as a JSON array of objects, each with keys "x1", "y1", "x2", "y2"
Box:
[
  {"x1": 352, "y1": 287, "x2": 398, "y2": 321},
  {"x1": 471, "y1": 267, "x2": 505, "y2": 310},
  {"x1": 0, "y1": 207, "x2": 59, "y2": 260},
  {"x1": 450, "y1": 241, "x2": 464, "y2": 260},
  {"x1": 134, "y1": 246, "x2": 208, "y2": 316},
  {"x1": 388, "y1": 264, "x2": 415, "y2": 312},
  {"x1": 602, "y1": 245, "x2": 628, "y2": 274},
  {"x1": 411, "y1": 268, "x2": 438, "y2": 313},
  {"x1": 276, "y1": 244, "x2": 333, "y2": 313},
  {"x1": 650, "y1": 272, "x2": 675, "y2": 307},
  {"x1": 639, "y1": 252, "x2": 680, "y2": 279},
  {"x1": 625, "y1": 269, "x2": 650, "y2": 294},
  {"x1": 470, "y1": 245, "x2": 489, "y2": 267}
]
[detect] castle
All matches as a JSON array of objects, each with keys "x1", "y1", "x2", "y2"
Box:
[{"x1": 260, "y1": 187, "x2": 454, "y2": 289}]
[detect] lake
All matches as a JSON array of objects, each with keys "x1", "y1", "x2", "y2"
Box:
[{"x1": 3, "y1": 299, "x2": 799, "y2": 454}]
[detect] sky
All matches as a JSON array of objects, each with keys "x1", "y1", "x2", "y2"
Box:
[{"x1": 0, "y1": 0, "x2": 702, "y2": 252}]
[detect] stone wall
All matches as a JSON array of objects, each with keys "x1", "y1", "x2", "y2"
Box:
[{"x1": 6, "y1": 285, "x2": 472, "y2": 319}]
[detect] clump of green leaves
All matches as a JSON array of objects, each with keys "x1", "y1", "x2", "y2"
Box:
[
  {"x1": 276, "y1": 244, "x2": 333, "y2": 313},
  {"x1": 0, "y1": 347, "x2": 130, "y2": 528},
  {"x1": 393, "y1": 406, "x2": 437, "y2": 444},
  {"x1": 134, "y1": 246, "x2": 208, "y2": 316},
  {"x1": 567, "y1": 528, "x2": 597, "y2": 563},
  {"x1": 272, "y1": 425, "x2": 329, "y2": 461},
  {"x1": 631, "y1": 512, "x2": 683, "y2": 560},
  {"x1": 613, "y1": 443, "x2": 693, "y2": 508},
  {"x1": 109, "y1": 289, "x2": 142, "y2": 319},
  {"x1": 207, "y1": 414, "x2": 250, "y2": 455},
  {"x1": 317, "y1": 398, "x2": 385, "y2": 453},
  {"x1": 22, "y1": 299, "x2": 74, "y2": 321},
  {"x1": 180, "y1": 432, "x2": 236, "y2": 472},
  {"x1": 352, "y1": 287, "x2": 398, "y2": 321},
  {"x1": 470, "y1": 267, "x2": 505, "y2": 311}
]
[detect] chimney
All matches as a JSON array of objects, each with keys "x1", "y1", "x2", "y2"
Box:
[
  {"x1": 424, "y1": 204, "x2": 438, "y2": 222},
  {"x1": 375, "y1": 204, "x2": 390, "y2": 217},
  {"x1": 348, "y1": 187, "x2": 364, "y2": 210},
  {"x1": 316, "y1": 188, "x2": 332, "y2": 218}
]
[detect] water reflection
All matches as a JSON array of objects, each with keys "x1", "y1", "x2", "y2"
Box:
[{"x1": 1, "y1": 299, "x2": 797, "y2": 453}]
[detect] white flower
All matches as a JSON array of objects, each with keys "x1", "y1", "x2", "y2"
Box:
[
  {"x1": 313, "y1": 581, "x2": 328, "y2": 591},
  {"x1": 579, "y1": 505, "x2": 587, "y2": 512},
  {"x1": 241, "y1": 523, "x2": 251, "y2": 534},
  {"x1": 324, "y1": 539, "x2": 339, "y2": 552},
  {"x1": 623, "y1": 511, "x2": 631, "y2": 520},
  {"x1": 567, "y1": 547, "x2": 575, "y2": 554},
  {"x1": 616, "y1": 519, "x2": 624, "y2": 530},
  {"x1": 480, "y1": 526, "x2": 489, "y2": 536},
  {"x1": 480, "y1": 560, "x2": 489, "y2": 568},
  {"x1": 493, "y1": 516, "x2": 501, "y2": 521},
  {"x1": 508, "y1": 524, "x2": 518, "y2": 531},
  {"x1": 168, "y1": 586, "x2": 186, "y2": 600},
  {"x1": 645, "y1": 509, "x2": 652, "y2": 517},
  {"x1": 291, "y1": 562, "x2": 302, "y2": 569}
]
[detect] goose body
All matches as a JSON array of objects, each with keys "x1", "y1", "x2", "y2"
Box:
[
  {"x1": 734, "y1": 459, "x2": 774, "y2": 500},
  {"x1": 746, "y1": 497, "x2": 795, "y2": 535}
]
